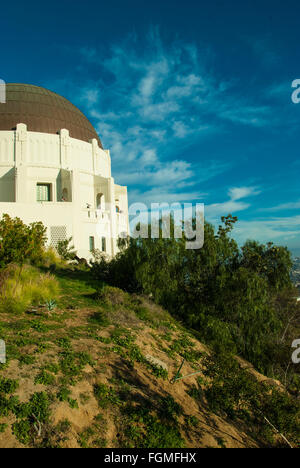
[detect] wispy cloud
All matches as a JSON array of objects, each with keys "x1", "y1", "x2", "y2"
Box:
[
  {"x1": 262, "y1": 200, "x2": 300, "y2": 212},
  {"x1": 47, "y1": 28, "x2": 277, "y2": 207},
  {"x1": 233, "y1": 215, "x2": 300, "y2": 245},
  {"x1": 206, "y1": 186, "x2": 260, "y2": 219}
]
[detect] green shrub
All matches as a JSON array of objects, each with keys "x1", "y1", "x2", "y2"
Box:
[
  {"x1": 94, "y1": 383, "x2": 122, "y2": 408},
  {"x1": 37, "y1": 247, "x2": 65, "y2": 269},
  {"x1": 35, "y1": 370, "x2": 56, "y2": 386},
  {"x1": 0, "y1": 214, "x2": 47, "y2": 268},
  {"x1": 202, "y1": 354, "x2": 300, "y2": 447},
  {"x1": 91, "y1": 215, "x2": 296, "y2": 381},
  {"x1": 57, "y1": 237, "x2": 77, "y2": 261},
  {"x1": 0, "y1": 376, "x2": 19, "y2": 394}
]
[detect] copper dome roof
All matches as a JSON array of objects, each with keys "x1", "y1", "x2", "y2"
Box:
[{"x1": 0, "y1": 83, "x2": 103, "y2": 147}]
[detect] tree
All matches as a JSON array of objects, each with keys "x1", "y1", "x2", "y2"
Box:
[
  {"x1": 56, "y1": 237, "x2": 77, "y2": 261},
  {"x1": 0, "y1": 214, "x2": 47, "y2": 268},
  {"x1": 91, "y1": 215, "x2": 295, "y2": 377}
]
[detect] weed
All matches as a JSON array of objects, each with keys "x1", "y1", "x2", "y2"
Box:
[
  {"x1": 57, "y1": 337, "x2": 72, "y2": 350},
  {"x1": 94, "y1": 383, "x2": 122, "y2": 408},
  {"x1": 56, "y1": 419, "x2": 71, "y2": 433},
  {"x1": 159, "y1": 396, "x2": 183, "y2": 421},
  {"x1": 89, "y1": 311, "x2": 109, "y2": 327},
  {"x1": 0, "y1": 376, "x2": 19, "y2": 394},
  {"x1": 0, "y1": 423, "x2": 7, "y2": 433},
  {"x1": 31, "y1": 320, "x2": 49, "y2": 333},
  {"x1": 45, "y1": 299, "x2": 57, "y2": 312},
  {"x1": 122, "y1": 401, "x2": 185, "y2": 448},
  {"x1": 19, "y1": 355, "x2": 36, "y2": 366},
  {"x1": 79, "y1": 393, "x2": 91, "y2": 405},
  {"x1": 12, "y1": 419, "x2": 31, "y2": 444},
  {"x1": 35, "y1": 370, "x2": 55, "y2": 386},
  {"x1": 185, "y1": 415, "x2": 199, "y2": 427}
]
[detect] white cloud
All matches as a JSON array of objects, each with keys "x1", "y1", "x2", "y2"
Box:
[
  {"x1": 233, "y1": 216, "x2": 300, "y2": 245},
  {"x1": 229, "y1": 186, "x2": 260, "y2": 201},
  {"x1": 206, "y1": 186, "x2": 260, "y2": 219},
  {"x1": 48, "y1": 29, "x2": 275, "y2": 206},
  {"x1": 262, "y1": 200, "x2": 300, "y2": 212}
]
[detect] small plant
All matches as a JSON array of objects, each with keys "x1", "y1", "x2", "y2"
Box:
[
  {"x1": 12, "y1": 419, "x2": 31, "y2": 444},
  {"x1": 19, "y1": 355, "x2": 36, "y2": 366},
  {"x1": 159, "y1": 396, "x2": 183, "y2": 421},
  {"x1": 45, "y1": 299, "x2": 57, "y2": 312},
  {"x1": 11, "y1": 392, "x2": 51, "y2": 445},
  {"x1": 0, "y1": 376, "x2": 19, "y2": 394},
  {"x1": 56, "y1": 419, "x2": 71, "y2": 433},
  {"x1": 89, "y1": 311, "x2": 109, "y2": 327},
  {"x1": 94, "y1": 383, "x2": 122, "y2": 408},
  {"x1": 31, "y1": 320, "x2": 49, "y2": 333},
  {"x1": 148, "y1": 363, "x2": 168, "y2": 380},
  {"x1": 35, "y1": 370, "x2": 55, "y2": 386},
  {"x1": 0, "y1": 423, "x2": 7, "y2": 433},
  {"x1": 122, "y1": 401, "x2": 185, "y2": 448},
  {"x1": 185, "y1": 415, "x2": 199, "y2": 427}
]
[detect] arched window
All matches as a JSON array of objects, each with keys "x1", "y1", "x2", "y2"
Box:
[
  {"x1": 62, "y1": 188, "x2": 68, "y2": 202},
  {"x1": 96, "y1": 193, "x2": 104, "y2": 210}
]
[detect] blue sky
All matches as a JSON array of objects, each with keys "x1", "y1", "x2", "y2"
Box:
[{"x1": 2, "y1": 0, "x2": 300, "y2": 254}]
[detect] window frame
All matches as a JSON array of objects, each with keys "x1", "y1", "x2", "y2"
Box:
[{"x1": 36, "y1": 183, "x2": 52, "y2": 202}]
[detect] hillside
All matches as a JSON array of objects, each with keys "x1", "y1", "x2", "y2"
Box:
[{"x1": 0, "y1": 268, "x2": 297, "y2": 449}]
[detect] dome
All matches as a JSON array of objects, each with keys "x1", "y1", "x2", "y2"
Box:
[{"x1": 0, "y1": 83, "x2": 103, "y2": 147}]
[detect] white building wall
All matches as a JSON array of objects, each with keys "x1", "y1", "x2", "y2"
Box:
[{"x1": 0, "y1": 124, "x2": 129, "y2": 260}]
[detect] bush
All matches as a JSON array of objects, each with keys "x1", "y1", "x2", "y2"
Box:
[
  {"x1": 0, "y1": 214, "x2": 47, "y2": 268},
  {"x1": 202, "y1": 353, "x2": 300, "y2": 447},
  {"x1": 90, "y1": 215, "x2": 297, "y2": 380},
  {"x1": 57, "y1": 237, "x2": 77, "y2": 261},
  {"x1": 0, "y1": 265, "x2": 60, "y2": 314},
  {"x1": 37, "y1": 247, "x2": 65, "y2": 269}
]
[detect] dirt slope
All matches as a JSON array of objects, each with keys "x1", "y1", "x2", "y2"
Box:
[{"x1": 0, "y1": 272, "x2": 291, "y2": 448}]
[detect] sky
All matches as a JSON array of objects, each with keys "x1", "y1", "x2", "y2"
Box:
[{"x1": 1, "y1": 0, "x2": 300, "y2": 254}]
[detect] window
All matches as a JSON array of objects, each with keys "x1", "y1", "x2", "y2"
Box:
[
  {"x1": 37, "y1": 183, "x2": 51, "y2": 202},
  {"x1": 89, "y1": 236, "x2": 95, "y2": 252},
  {"x1": 102, "y1": 237, "x2": 106, "y2": 252},
  {"x1": 96, "y1": 193, "x2": 104, "y2": 210}
]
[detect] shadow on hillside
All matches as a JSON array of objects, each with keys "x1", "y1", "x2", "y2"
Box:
[
  {"x1": 43, "y1": 266, "x2": 101, "y2": 289},
  {"x1": 109, "y1": 357, "x2": 264, "y2": 448}
]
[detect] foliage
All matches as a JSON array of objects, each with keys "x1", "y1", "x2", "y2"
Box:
[
  {"x1": 0, "y1": 265, "x2": 60, "y2": 314},
  {"x1": 0, "y1": 214, "x2": 47, "y2": 268},
  {"x1": 94, "y1": 383, "x2": 122, "y2": 408},
  {"x1": 91, "y1": 215, "x2": 297, "y2": 379},
  {"x1": 0, "y1": 376, "x2": 19, "y2": 394},
  {"x1": 201, "y1": 354, "x2": 300, "y2": 447},
  {"x1": 57, "y1": 237, "x2": 77, "y2": 261},
  {"x1": 37, "y1": 247, "x2": 65, "y2": 269},
  {"x1": 122, "y1": 397, "x2": 185, "y2": 448}
]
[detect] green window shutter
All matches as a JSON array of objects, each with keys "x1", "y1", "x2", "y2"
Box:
[
  {"x1": 89, "y1": 236, "x2": 95, "y2": 251},
  {"x1": 37, "y1": 184, "x2": 50, "y2": 202}
]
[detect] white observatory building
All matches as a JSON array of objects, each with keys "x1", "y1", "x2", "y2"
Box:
[{"x1": 0, "y1": 83, "x2": 129, "y2": 259}]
